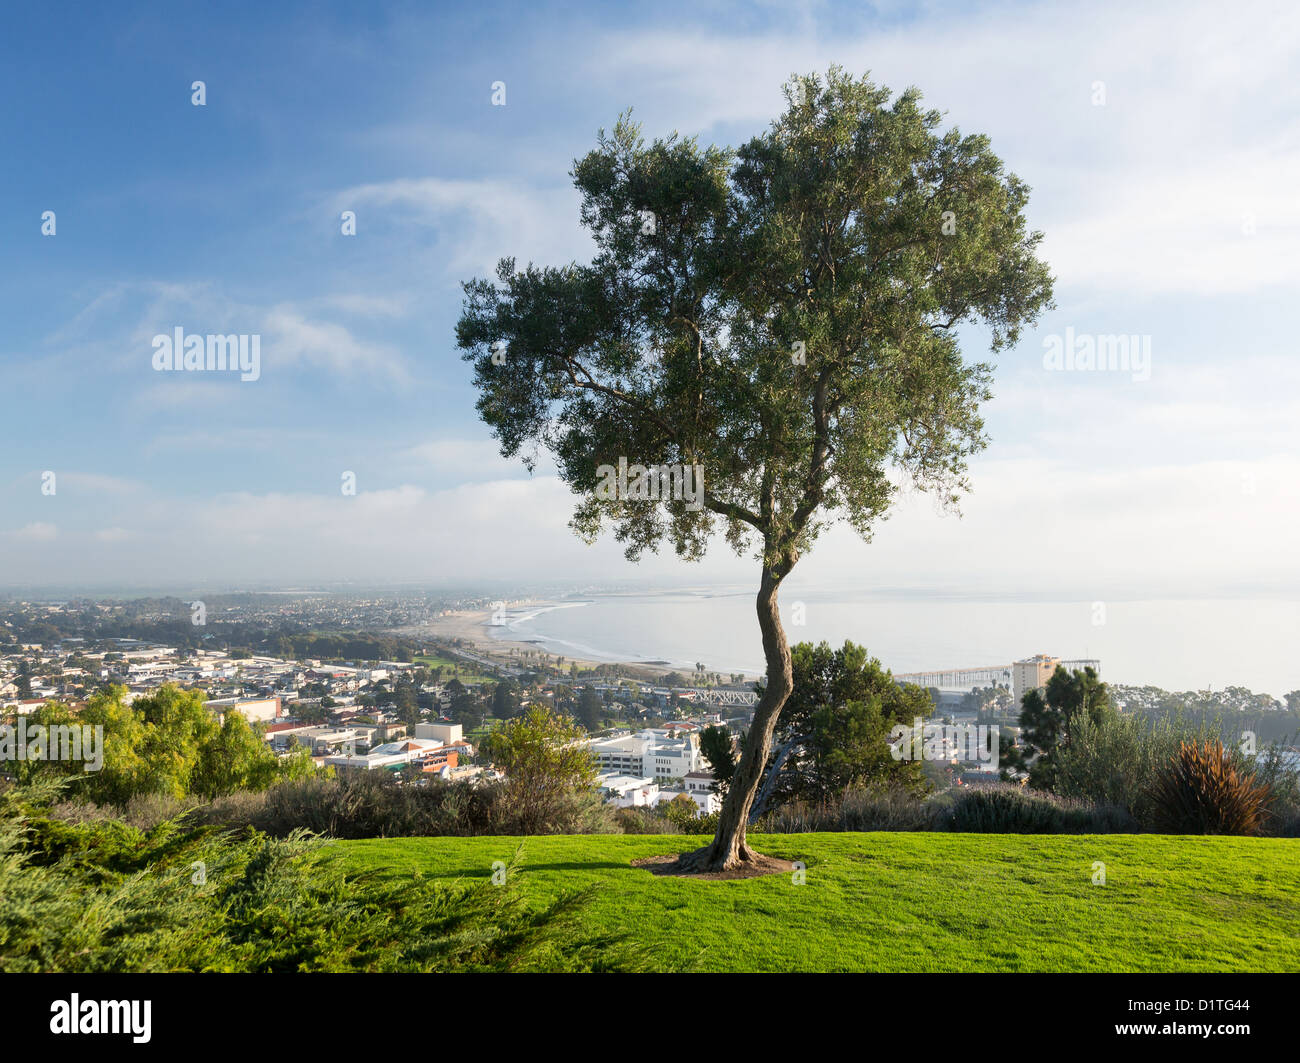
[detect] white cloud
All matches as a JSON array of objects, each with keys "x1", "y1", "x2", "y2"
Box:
[
  {"x1": 17, "y1": 281, "x2": 414, "y2": 392},
  {"x1": 335, "y1": 177, "x2": 594, "y2": 277},
  {"x1": 12, "y1": 522, "x2": 58, "y2": 542},
  {"x1": 56, "y1": 473, "x2": 149, "y2": 496},
  {"x1": 795, "y1": 453, "x2": 1300, "y2": 596},
  {"x1": 262, "y1": 306, "x2": 410, "y2": 384},
  {"x1": 579, "y1": 0, "x2": 1300, "y2": 297},
  {"x1": 4, "y1": 446, "x2": 1298, "y2": 595},
  {"x1": 399, "y1": 437, "x2": 555, "y2": 482}
]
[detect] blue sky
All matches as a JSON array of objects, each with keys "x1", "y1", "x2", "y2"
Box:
[{"x1": 2, "y1": 0, "x2": 1298, "y2": 596}]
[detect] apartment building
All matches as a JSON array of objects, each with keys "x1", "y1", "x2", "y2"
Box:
[
  {"x1": 1011, "y1": 655, "x2": 1060, "y2": 704},
  {"x1": 588, "y1": 728, "x2": 702, "y2": 779}
]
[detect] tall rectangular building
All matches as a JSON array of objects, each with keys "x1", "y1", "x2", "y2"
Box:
[{"x1": 1012, "y1": 655, "x2": 1060, "y2": 704}]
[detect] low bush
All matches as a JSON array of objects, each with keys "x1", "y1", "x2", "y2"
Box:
[
  {"x1": 0, "y1": 779, "x2": 649, "y2": 973},
  {"x1": 1147, "y1": 739, "x2": 1272, "y2": 835},
  {"x1": 756, "y1": 787, "x2": 949, "y2": 833},
  {"x1": 614, "y1": 806, "x2": 681, "y2": 834},
  {"x1": 1251, "y1": 744, "x2": 1300, "y2": 837},
  {"x1": 192, "y1": 772, "x2": 616, "y2": 838},
  {"x1": 660, "y1": 798, "x2": 719, "y2": 835},
  {"x1": 945, "y1": 783, "x2": 1136, "y2": 834},
  {"x1": 47, "y1": 791, "x2": 198, "y2": 831}
]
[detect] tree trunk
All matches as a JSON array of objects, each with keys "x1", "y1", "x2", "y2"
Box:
[{"x1": 681, "y1": 565, "x2": 793, "y2": 871}]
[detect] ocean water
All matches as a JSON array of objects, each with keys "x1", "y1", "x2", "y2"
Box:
[{"x1": 486, "y1": 589, "x2": 1300, "y2": 698}]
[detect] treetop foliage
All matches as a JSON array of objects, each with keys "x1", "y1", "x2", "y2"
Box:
[{"x1": 458, "y1": 67, "x2": 1053, "y2": 575}]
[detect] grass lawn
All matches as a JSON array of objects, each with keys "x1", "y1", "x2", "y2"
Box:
[
  {"x1": 411, "y1": 654, "x2": 494, "y2": 685},
  {"x1": 334, "y1": 832, "x2": 1300, "y2": 972}
]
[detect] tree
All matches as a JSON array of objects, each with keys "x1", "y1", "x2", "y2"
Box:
[
  {"x1": 449, "y1": 685, "x2": 482, "y2": 730},
  {"x1": 1019, "y1": 665, "x2": 1115, "y2": 789},
  {"x1": 292, "y1": 700, "x2": 332, "y2": 726},
  {"x1": 996, "y1": 729, "x2": 1030, "y2": 780},
  {"x1": 192, "y1": 710, "x2": 312, "y2": 798},
  {"x1": 393, "y1": 679, "x2": 420, "y2": 728},
  {"x1": 492, "y1": 679, "x2": 521, "y2": 719},
  {"x1": 456, "y1": 68, "x2": 1052, "y2": 870},
  {"x1": 698, "y1": 725, "x2": 736, "y2": 794},
  {"x1": 576, "y1": 685, "x2": 603, "y2": 731},
  {"x1": 479, "y1": 705, "x2": 598, "y2": 833},
  {"x1": 763, "y1": 641, "x2": 929, "y2": 807},
  {"x1": 15, "y1": 660, "x2": 33, "y2": 699},
  {"x1": 22, "y1": 685, "x2": 310, "y2": 804}
]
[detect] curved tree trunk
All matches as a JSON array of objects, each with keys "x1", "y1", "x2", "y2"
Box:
[{"x1": 681, "y1": 565, "x2": 793, "y2": 871}]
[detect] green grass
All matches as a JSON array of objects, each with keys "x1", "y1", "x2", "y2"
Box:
[
  {"x1": 412, "y1": 654, "x2": 495, "y2": 685},
  {"x1": 465, "y1": 718, "x2": 505, "y2": 742},
  {"x1": 333, "y1": 832, "x2": 1300, "y2": 972}
]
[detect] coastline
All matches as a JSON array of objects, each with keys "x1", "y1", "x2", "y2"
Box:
[{"x1": 403, "y1": 605, "x2": 679, "y2": 683}]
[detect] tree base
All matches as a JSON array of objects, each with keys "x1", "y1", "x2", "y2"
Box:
[{"x1": 632, "y1": 846, "x2": 796, "y2": 880}]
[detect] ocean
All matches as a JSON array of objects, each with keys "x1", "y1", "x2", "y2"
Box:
[{"x1": 485, "y1": 588, "x2": 1300, "y2": 698}]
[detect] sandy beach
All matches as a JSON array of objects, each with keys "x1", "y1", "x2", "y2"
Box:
[{"x1": 403, "y1": 605, "x2": 670, "y2": 681}]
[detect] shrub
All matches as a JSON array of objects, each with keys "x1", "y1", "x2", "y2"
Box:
[
  {"x1": 756, "y1": 787, "x2": 948, "y2": 833},
  {"x1": 1250, "y1": 743, "x2": 1300, "y2": 837},
  {"x1": 660, "y1": 795, "x2": 719, "y2": 835},
  {"x1": 1147, "y1": 739, "x2": 1272, "y2": 835},
  {"x1": 946, "y1": 784, "x2": 1136, "y2": 834},
  {"x1": 193, "y1": 772, "x2": 615, "y2": 839},
  {"x1": 494, "y1": 782, "x2": 615, "y2": 836},
  {"x1": 480, "y1": 706, "x2": 601, "y2": 834},
  {"x1": 614, "y1": 806, "x2": 681, "y2": 834},
  {"x1": 47, "y1": 792, "x2": 199, "y2": 831},
  {"x1": 1051, "y1": 711, "x2": 1237, "y2": 826},
  {"x1": 1051, "y1": 712, "x2": 1164, "y2": 821}
]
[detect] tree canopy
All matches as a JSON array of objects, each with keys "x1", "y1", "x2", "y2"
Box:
[
  {"x1": 768, "y1": 640, "x2": 931, "y2": 805},
  {"x1": 17, "y1": 685, "x2": 312, "y2": 804}
]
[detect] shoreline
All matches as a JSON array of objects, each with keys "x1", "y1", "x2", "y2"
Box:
[{"x1": 400, "y1": 605, "x2": 692, "y2": 684}]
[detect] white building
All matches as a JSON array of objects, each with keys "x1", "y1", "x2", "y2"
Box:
[
  {"x1": 205, "y1": 696, "x2": 281, "y2": 724},
  {"x1": 323, "y1": 736, "x2": 447, "y2": 774},
  {"x1": 588, "y1": 728, "x2": 702, "y2": 779},
  {"x1": 678, "y1": 771, "x2": 723, "y2": 814},
  {"x1": 268, "y1": 725, "x2": 359, "y2": 755},
  {"x1": 414, "y1": 722, "x2": 462, "y2": 745},
  {"x1": 597, "y1": 773, "x2": 661, "y2": 807}
]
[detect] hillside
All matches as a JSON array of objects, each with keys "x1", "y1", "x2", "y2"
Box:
[{"x1": 334, "y1": 832, "x2": 1300, "y2": 973}]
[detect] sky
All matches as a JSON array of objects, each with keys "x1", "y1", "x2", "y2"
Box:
[{"x1": 1, "y1": 0, "x2": 1298, "y2": 601}]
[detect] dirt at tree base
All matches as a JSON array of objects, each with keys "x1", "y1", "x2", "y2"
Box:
[{"x1": 631, "y1": 851, "x2": 796, "y2": 881}]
